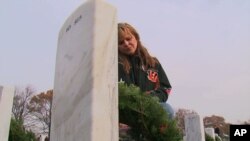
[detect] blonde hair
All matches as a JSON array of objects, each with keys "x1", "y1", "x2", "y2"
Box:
[{"x1": 118, "y1": 23, "x2": 158, "y2": 74}]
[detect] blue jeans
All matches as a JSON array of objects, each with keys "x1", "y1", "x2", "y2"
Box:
[{"x1": 160, "y1": 102, "x2": 175, "y2": 119}]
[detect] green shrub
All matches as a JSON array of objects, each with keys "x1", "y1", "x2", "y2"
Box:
[
  {"x1": 205, "y1": 133, "x2": 215, "y2": 141},
  {"x1": 119, "y1": 82, "x2": 182, "y2": 141},
  {"x1": 8, "y1": 118, "x2": 36, "y2": 141}
]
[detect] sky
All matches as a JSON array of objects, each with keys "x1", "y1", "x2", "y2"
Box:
[{"x1": 0, "y1": 0, "x2": 249, "y2": 123}]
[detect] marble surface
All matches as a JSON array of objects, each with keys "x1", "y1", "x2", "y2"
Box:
[
  {"x1": 0, "y1": 86, "x2": 14, "y2": 141},
  {"x1": 205, "y1": 127, "x2": 215, "y2": 140},
  {"x1": 184, "y1": 113, "x2": 205, "y2": 141},
  {"x1": 50, "y1": 0, "x2": 118, "y2": 140}
]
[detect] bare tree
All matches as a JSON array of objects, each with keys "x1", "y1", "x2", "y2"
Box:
[
  {"x1": 12, "y1": 85, "x2": 53, "y2": 135},
  {"x1": 12, "y1": 85, "x2": 36, "y2": 123},
  {"x1": 203, "y1": 115, "x2": 230, "y2": 136},
  {"x1": 28, "y1": 90, "x2": 53, "y2": 134},
  {"x1": 243, "y1": 119, "x2": 250, "y2": 125}
]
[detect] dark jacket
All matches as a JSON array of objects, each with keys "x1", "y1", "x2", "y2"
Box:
[{"x1": 118, "y1": 56, "x2": 172, "y2": 102}]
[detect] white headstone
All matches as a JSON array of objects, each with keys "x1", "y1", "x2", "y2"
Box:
[
  {"x1": 50, "y1": 0, "x2": 118, "y2": 141},
  {"x1": 184, "y1": 113, "x2": 205, "y2": 141},
  {"x1": 183, "y1": 135, "x2": 187, "y2": 141},
  {"x1": 0, "y1": 86, "x2": 14, "y2": 141},
  {"x1": 205, "y1": 127, "x2": 215, "y2": 140},
  {"x1": 0, "y1": 86, "x2": 2, "y2": 101}
]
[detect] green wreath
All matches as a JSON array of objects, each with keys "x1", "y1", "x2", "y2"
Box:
[{"x1": 119, "y1": 82, "x2": 182, "y2": 141}]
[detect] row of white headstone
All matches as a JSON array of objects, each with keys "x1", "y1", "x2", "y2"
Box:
[
  {"x1": 0, "y1": 86, "x2": 214, "y2": 141},
  {"x1": 184, "y1": 113, "x2": 223, "y2": 141}
]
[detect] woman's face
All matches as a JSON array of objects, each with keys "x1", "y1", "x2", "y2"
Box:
[{"x1": 118, "y1": 32, "x2": 138, "y2": 55}]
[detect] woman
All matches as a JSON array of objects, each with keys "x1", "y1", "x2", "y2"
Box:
[{"x1": 118, "y1": 23, "x2": 174, "y2": 119}]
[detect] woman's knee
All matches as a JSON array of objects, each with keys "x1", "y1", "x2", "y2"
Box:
[{"x1": 160, "y1": 102, "x2": 175, "y2": 119}]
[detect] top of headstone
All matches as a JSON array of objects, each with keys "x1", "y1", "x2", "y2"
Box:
[{"x1": 0, "y1": 86, "x2": 3, "y2": 101}]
